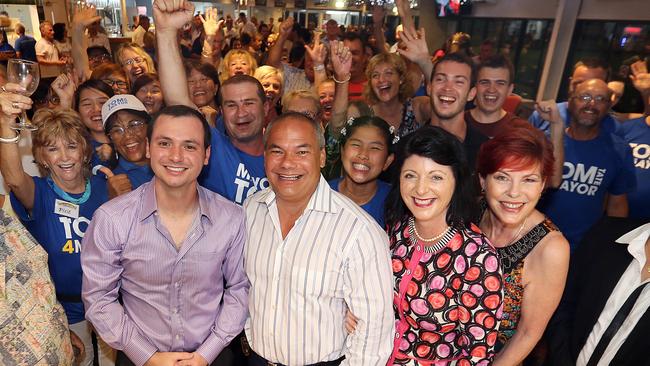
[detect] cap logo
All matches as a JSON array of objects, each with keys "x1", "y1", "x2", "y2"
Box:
[{"x1": 108, "y1": 97, "x2": 129, "y2": 111}]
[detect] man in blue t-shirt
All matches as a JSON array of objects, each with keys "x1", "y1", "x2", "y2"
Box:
[
  {"x1": 13, "y1": 24, "x2": 37, "y2": 62},
  {"x1": 198, "y1": 75, "x2": 270, "y2": 204},
  {"x1": 157, "y1": 18, "x2": 270, "y2": 205},
  {"x1": 529, "y1": 58, "x2": 619, "y2": 136},
  {"x1": 537, "y1": 79, "x2": 636, "y2": 250},
  {"x1": 616, "y1": 114, "x2": 650, "y2": 219}
]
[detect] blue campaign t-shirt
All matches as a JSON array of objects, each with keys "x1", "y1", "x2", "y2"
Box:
[
  {"x1": 10, "y1": 175, "x2": 108, "y2": 324},
  {"x1": 14, "y1": 35, "x2": 37, "y2": 62},
  {"x1": 199, "y1": 128, "x2": 268, "y2": 205},
  {"x1": 528, "y1": 101, "x2": 619, "y2": 137},
  {"x1": 113, "y1": 158, "x2": 153, "y2": 189},
  {"x1": 537, "y1": 130, "x2": 635, "y2": 250},
  {"x1": 616, "y1": 117, "x2": 650, "y2": 220},
  {"x1": 328, "y1": 178, "x2": 391, "y2": 228}
]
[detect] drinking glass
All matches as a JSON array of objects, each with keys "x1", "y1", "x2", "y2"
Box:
[{"x1": 6, "y1": 59, "x2": 40, "y2": 131}]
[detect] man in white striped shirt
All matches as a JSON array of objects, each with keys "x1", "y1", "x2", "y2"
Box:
[{"x1": 244, "y1": 112, "x2": 394, "y2": 365}]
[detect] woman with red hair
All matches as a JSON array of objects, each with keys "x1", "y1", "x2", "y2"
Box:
[{"x1": 477, "y1": 123, "x2": 570, "y2": 365}]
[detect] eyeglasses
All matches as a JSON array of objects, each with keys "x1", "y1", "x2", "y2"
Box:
[
  {"x1": 187, "y1": 77, "x2": 211, "y2": 86},
  {"x1": 574, "y1": 94, "x2": 608, "y2": 104},
  {"x1": 123, "y1": 57, "x2": 144, "y2": 67},
  {"x1": 109, "y1": 120, "x2": 146, "y2": 139},
  {"x1": 102, "y1": 79, "x2": 128, "y2": 89}
]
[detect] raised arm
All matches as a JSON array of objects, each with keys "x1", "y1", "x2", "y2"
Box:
[
  {"x1": 535, "y1": 100, "x2": 565, "y2": 188},
  {"x1": 328, "y1": 40, "x2": 352, "y2": 138},
  {"x1": 154, "y1": 0, "x2": 195, "y2": 107},
  {"x1": 0, "y1": 85, "x2": 35, "y2": 210},
  {"x1": 371, "y1": 5, "x2": 388, "y2": 54},
  {"x1": 397, "y1": 26, "x2": 433, "y2": 85},
  {"x1": 630, "y1": 60, "x2": 650, "y2": 115},
  {"x1": 199, "y1": 8, "x2": 225, "y2": 69},
  {"x1": 396, "y1": 0, "x2": 415, "y2": 33},
  {"x1": 267, "y1": 17, "x2": 293, "y2": 69},
  {"x1": 71, "y1": 4, "x2": 101, "y2": 82},
  {"x1": 305, "y1": 35, "x2": 328, "y2": 90}
]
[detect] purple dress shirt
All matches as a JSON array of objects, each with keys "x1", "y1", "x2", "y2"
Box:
[{"x1": 81, "y1": 178, "x2": 249, "y2": 366}]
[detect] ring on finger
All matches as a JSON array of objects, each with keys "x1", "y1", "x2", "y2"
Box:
[
  {"x1": 12, "y1": 102, "x2": 20, "y2": 109},
  {"x1": 1, "y1": 86, "x2": 6, "y2": 92}
]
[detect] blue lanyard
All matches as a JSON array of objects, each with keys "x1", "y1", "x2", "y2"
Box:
[{"x1": 46, "y1": 176, "x2": 91, "y2": 205}]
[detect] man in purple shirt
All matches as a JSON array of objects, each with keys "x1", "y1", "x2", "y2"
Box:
[{"x1": 81, "y1": 105, "x2": 249, "y2": 366}]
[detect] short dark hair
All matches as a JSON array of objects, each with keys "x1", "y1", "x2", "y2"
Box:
[
  {"x1": 341, "y1": 32, "x2": 365, "y2": 47},
  {"x1": 573, "y1": 57, "x2": 610, "y2": 81},
  {"x1": 218, "y1": 74, "x2": 266, "y2": 106},
  {"x1": 477, "y1": 54, "x2": 515, "y2": 85},
  {"x1": 87, "y1": 45, "x2": 111, "y2": 58},
  {"x1": 184, "y1": 60, "x2": 220, "y2": 104},
  {"x1": 385, "y1": 125, "x2": 478, "y2": 230},
  {"x1": 264, "y1": 112, "x2": 325, "y2": 149},
  {"x1": 74, "y1": 79, "x2": 115, "y2": 111},
  {"x1": 148, "y1": 105, "x2": 212, "y2": 150},
  {"x1": 431, "y1": 52, "x2": 477, "y2": 87},
  {"x1": 131, "y1": 72, "x2": 159, "y2": 95},
  {"x1": 52, "y1": 23, "x2": 66, "y2": 42},
  {"x1": 105, "y1": 109, "x2": 151, "y2": 136}
]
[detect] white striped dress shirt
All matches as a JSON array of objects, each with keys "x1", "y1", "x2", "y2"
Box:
[{"x1": 244, "y1": 176, "x2": 394, "y2": 365}]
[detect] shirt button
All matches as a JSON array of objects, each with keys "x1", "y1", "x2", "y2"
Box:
[
  {"x1": 405, "y1": 269, "x2": 411, "y2": 275},
  {"x1": 175, "y1": 282, "x2": 180, "y2": 288},
  {"x1": 395, "y1": 332, "x2": 400, "y2": 339},
  {"x1": 174, "y1": 308, "x2": 179, "y2": 314},
  {"x1": 176, "y1": 334, "x2": 181, "y2": 340},
  {"x1": 416, "y1": 245, "x2": 421, "y2": 251}
]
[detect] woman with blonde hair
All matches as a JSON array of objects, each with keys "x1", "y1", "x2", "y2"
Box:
[
  {"x1": 0, "y1": 85, "x2": 111, "y2": 366},
  {"x1": 363, "y1": 52, "x2": 430, "y2": 138},
  {"x1": 219, "y1": 48, "x2": 257, "y2": 83},
  {"x1": 115, "y1": 43, "x2": 156, "y2": 84},
  {"x1": 253, "y1": 65, "x2": 283, "y2": 123}
]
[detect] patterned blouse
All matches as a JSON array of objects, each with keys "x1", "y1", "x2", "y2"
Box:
[
  {"x1": 496, "y1": 218, "x2": 558, "y2": 350},
  {"x1": 0, "y1": 203, "x2": 74, "y2": 365},
  {"x1": 388, "y1": 217, "x2": 503, "y2": 366}
]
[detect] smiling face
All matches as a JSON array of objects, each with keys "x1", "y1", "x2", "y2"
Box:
[
  {"x1": 40, "y1": 137, "x2": 85, "y2": 190},
  {"x1": 344, "y1": 38, "x2": 367, "y2": 81},
  {"x1": 264, "y1": 116, "x2": 325, "y2": 208},
  {"x1": 428, "y1": 60, "x2": 476, "y2": 121},
  {"x1": 147, "y1": 114, "x2": 210, "y2": 192},
  {"x1": 77, "y1": 88, "x2": 109, "y2": 137},
  {"x1": 370, "y1": 62, "x2": 401, "y2": 104},
  {"x1": 475, "y1": 66, "x2": 513, "y2": 115},
  {"x1": 341, "y1": 125, "x2": 392, "y2": 185},
  {"x1": 481, "y1": 164, "x2": 544, "y2": 227},
  {"x1": 108, "y1": 110, "x2": 148, "y2": 165},
  {"x1": 221, "y1": 81, "x2": 267, "y2": 145},
  {"x1": 228, "y1": 55, "x2": 252, "y2": 77},
  {"x1": 400, "y1": 155, "x2": 455, "y2": 231},
  {"x1": 568, "y1": 79, "x2": 611, "y2": 130},
  {"x1": 260, "y1": 74, "x2": 282, "y2": 106},
  {"x1": 317, "y1": 81, "x2": 335, "y2": 123},
  {"x1": 135, "y1": 80, "x2": 163, "y2": 114},
  {"x1": 188, "y1": 69, "x2": 217, "y2": 108},
  {"x1": 120, "y1": 48, "x2": 149, "y2": 83}
]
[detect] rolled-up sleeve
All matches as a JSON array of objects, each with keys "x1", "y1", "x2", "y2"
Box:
[
  {"x1": 343, "y1": 224, "x2": 394, "y2": 365},
  {"x1": 81, "y1": 208, "x2": 158, "y2": 366},
  {"x1": 196, "y1": 212, "x2": 250, "y2": 362}
]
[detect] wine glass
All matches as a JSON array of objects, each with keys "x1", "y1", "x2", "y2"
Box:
[{"x1": 6, "y1": 59, "x2": 40, "y2": 131}]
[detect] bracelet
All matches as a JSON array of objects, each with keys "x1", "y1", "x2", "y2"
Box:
[
  {"x1": 332, "y1": 74, "x2": 351, "y2": 84},
  {"x1": 0, "y1": 130, "x2": 20, "y2": 144},
  {"x1": 313, "y1": 64, "x2": 325, "y2": 71}
]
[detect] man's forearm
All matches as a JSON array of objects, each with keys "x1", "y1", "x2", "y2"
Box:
[{"x1": 157, "y1": 30, "x2": 194, "y2": 107}]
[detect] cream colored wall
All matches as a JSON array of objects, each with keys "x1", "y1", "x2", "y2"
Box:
[{"x1": 578, "y1": 0, "x2": 650, "y2": 20}]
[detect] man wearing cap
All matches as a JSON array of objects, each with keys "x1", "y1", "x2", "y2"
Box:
[
  {"x1": 100, "y1": 94, "x2": 153, "y2": 198},
  {"x1": 82, "y1": 105, "x2": 249, "y2": 366}
]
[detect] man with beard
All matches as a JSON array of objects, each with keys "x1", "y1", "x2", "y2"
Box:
[
  {"x1": 529, "y1": 58, "x2": 619, "y2": 135},
  {"x1": 427, "y1": 52, "x2": 488, "y2": 172},
  {"x1": 156, "y1": 0, "x2": 269, "y2": 205},
  {"x1": 537, "y1": 79, "x2": 635, "y2": 250}
]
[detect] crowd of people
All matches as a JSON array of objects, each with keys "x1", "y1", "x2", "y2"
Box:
[{"x1": 0, "y1": 0, "x2": 648, "y2": 365}]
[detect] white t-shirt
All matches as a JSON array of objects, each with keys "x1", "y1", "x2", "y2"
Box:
[{"x1": 35, "y1": 38, "x2": 61, "y2": 77}]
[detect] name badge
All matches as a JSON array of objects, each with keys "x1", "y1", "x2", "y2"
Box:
[{"x1": 54, "y1": 199, "x2": 80, "y2": 219}]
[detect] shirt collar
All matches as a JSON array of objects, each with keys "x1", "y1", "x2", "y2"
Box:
[
  {"x1": 616, "y1": 223, "x2": 650, "y2": 265},
  {"x1": 139, "y1": 178, "x2": 213, "y2": 223},
  {"x1": 253, "y1": 175, "x2": 338, "y2": 214}
]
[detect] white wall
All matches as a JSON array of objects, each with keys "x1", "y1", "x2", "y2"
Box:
[
  {"x1": 578, "y1": 0, "x2": 650, "y2": 20},
  {"x1": 470, "y1": 0, "x2": 650, "y2": 21}
]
